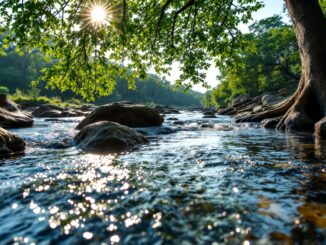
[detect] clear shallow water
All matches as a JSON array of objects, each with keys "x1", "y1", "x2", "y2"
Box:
[{"x1": 1, "y1": 111, "x2": 326, "y2": 244}]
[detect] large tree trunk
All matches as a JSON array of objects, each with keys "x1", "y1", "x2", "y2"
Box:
[{"x1": 239, "y1": 0, "x2": 326, "y2": 137}]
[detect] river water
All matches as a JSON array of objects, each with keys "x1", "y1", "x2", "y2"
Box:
[{"x1": 0, "y1": 111, "x2": 326, "y2": 244}]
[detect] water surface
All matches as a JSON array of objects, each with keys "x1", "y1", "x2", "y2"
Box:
[{"x1": 0, "y1": 111, "x2": 326, "y2": 244}]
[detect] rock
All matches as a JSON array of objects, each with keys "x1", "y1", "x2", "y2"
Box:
[
  {"x1": 36, "y1": 109, "x2": 63, "y2": 118},
  {"x1": 315, "y1": 117, "x2": 326, "y2": 138},
  {"x1": 0, "y1": 94, "x2": 33, "y2": 128},
  {"x1": 80, "y1": 105, "x2": 95, "y2": 112},
  {"x1": 136, "y1": 127, "x2": 176, "y2": 136},
  {"x1": 74, "y1": 121, "x2": 149, "y2": 153},
  {"x1": 0, "y1": 127, "x2": 26, "y2": 157},
  {"x1": 33, "y1": 104, "x2": 86, "y2": 118},
  {"x1": 200, "y1": 123, "x2": 214, "y2": 128},
  {"x1": 76, "y1": 102, "x2": 164, "y2": 129},
  {"x1": 262, "y1": 94, "x2": 287, "y2": 107},
  {"x1": 253, "y1": 105, "x2": 264, "y2": 113},
  {"x1": 229, "y1": 95, "x2": 249, "y2": 107},
  {"x1": 32, "y1": 105, "x2": 62, "y2": 117},
  {"x1": 203, "y1": 115, "x2": 217, "y2": 118},
  {"x1": 261, "y1": 117, "x2": 281, "y2": 129},
  {"x1": 61, "y1": 110, "x2": 82, "y2": 117},
  {"x1": 154, "y1": 105, "x2": 180, "y2": 114},
  {"x1": 45, "y1": 139, "x2": 72, "y2": 149},
  {"x1": 172, "y1": 120, "x2": 185, "y2": 125},
  {"x1": 202, "y1": 111, "x2": 216, "y2": 116},
  {"x1": 167, "y1": 117, "x2": 178, "y2": 121}
]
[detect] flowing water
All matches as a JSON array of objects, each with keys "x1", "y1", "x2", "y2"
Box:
[{"x1": 0, "y1": 111, "x2": 326, "y2": 244}]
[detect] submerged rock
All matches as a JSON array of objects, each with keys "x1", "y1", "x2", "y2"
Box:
[
  {"x1": 0, "y1": 94, "x2": 33, "y2": 128},
  {"x1": 76, "y1": 102, "x2": 164, "y2": 129},
  {"x1": 0, "y1": 127, "x2": 26, "y2": 157},
  {"x1": 74, "y1": 121, "x2": 149, "y2": 153}
]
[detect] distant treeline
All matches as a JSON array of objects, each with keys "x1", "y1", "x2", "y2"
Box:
[
  {"x1": 202, "y1": 15, "x2": 301, "y2": 107},
  {"x1": 0, "y1": 35, "x2": 202, "y2": 107}
]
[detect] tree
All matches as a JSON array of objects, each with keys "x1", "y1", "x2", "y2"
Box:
[
  {"x1": 205, "y1": 15, "x2": 300, "y2": 107},
  {"x1": 0, "y1": 0, "x2": 325, "y2": 135},
  {"x1": 238, "y1": 0, "x2": 326, "y2": 135}
]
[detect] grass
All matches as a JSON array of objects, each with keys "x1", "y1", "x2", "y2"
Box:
[{"x1": 8, "y1": 89, "x2": 86, "y2": 108}]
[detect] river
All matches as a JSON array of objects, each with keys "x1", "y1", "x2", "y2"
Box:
[{"x1": 0, "y1": 111, "x2": 325, "y2": 244}]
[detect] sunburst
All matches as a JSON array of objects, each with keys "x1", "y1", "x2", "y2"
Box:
[{"x1": 81, "y1": 1, "x2": 112, "y2": 30}]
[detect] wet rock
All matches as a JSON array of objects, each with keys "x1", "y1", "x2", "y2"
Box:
[
  {"x1": 136, "y1": 126, "x2": 177, "y2": 136},
  {"x1": 172, "y1": 120, "x2": 185, "y2": 125},
  {"x1": 167, "y1": 117, "x2": 178, "y2": 121},
  {"x1": 80, "y1": 105, "x2": 95, "y2": 112},
  {"x1": 36, "y1": 109, "x2": 63, "y2": 118},
  {"x1": 154, "y1": 105, "x2": 181, "y2": 114},
  {"x1": 32, "y1": 105, "x2": 63, "y2": 117},
  {"x1": 202, "y1": 111, "x2": 216, "y2": 116},
  {"x1": 45, "y1": 139, "x2": 72, "y2": 149},
  {"x1": 202, "y1": 115, "x2": 217, "y2": 118},
  {"x1": 0, "y1": 94, "x2": 33, "y2": 128},
  {"x1": 75, "y1": 121, "x2": 149, "y2": 153},
  {"x1": 61, "y1": 110, "x2": 84, "y2": 117},
  {"x1": 200, "y1": 123, "x2": 214, "y2": 128},
  {"x1": 261, "y1": 117, "x2": 281, "y2": 129},
  {"x1": 33, "y1": 105, "x2": 86, "y2": 118},
  {"x1": 0, "y1": 127, "x2": 26, "y2": 157},
  {"x1": 315, "y1": 117, "x2": 326, "y2": 138},
  {"x1": 76, "y1": 102, "x2": 164, "y2": 129}
]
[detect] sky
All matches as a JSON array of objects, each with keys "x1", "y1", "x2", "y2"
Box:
[{"x1": 162, "y1": 0, "x2": 287, "y2": 93}]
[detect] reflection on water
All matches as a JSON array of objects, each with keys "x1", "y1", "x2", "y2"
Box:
[{"x1": 0, "y1": 112, "x2": 325, "y2": 244}]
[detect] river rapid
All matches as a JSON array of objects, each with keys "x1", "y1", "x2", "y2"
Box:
[{"x1": 0, "y1": 111, "x2": 326, "y2": 244}]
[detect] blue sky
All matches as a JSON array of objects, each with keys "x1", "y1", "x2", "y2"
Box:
[{"x1": 165, "y1": 0, "x2": 288, "y2": 93}]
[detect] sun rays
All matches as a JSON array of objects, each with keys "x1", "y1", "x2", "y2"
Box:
[{"x1": 80, "y1": 1, "x2": 118, "y2": 30}]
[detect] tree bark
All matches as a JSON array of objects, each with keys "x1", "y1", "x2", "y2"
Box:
[
  {"x1": 277, "y1": 0, "x2": 326, "y2": 132},
  {"x1": 240, "y1": 0, "x2": 326, "y2": 136}
]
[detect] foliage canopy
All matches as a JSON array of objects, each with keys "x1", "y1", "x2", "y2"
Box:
[
  {"x1": 0, "y1": 0, "x2": 263, "y2": 100},
  {"x1": 202, "y1": 15, "x2": 300, "y2": 107}
]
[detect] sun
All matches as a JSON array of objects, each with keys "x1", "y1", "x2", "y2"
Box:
[
  {"x1": 81, "y1": 1, "x2": 112, "y2": 29},
  {"x1": 91, "y1": 5, "x2": 107, "y2": 25}
]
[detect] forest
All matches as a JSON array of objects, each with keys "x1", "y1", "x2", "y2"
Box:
[
  {"x1": 0, "y1": 36, "x2": 201, "y2": 107},
  {"x1": 202, "y1": 15, "x2": 300, "y2": 107}
]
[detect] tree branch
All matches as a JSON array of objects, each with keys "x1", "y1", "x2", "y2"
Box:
[
  {"x1": 171, "y1": 0, "x2": 197, "y2": 45},
  {"x1": 215, "y1": 0, "x2": 233, "y2": 35},
  {"x1": 152, "y1": 0, "x2": 174, "y2": 50}
]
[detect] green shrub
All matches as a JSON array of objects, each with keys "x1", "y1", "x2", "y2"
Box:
[{"x1": 0, "y1": 86, "x2": 10, "y2": 95}]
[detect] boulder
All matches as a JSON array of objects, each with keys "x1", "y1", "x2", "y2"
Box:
[
  {"x1": 74, "y1": 121, "x2": 149, "y2": 153},
  {"x1": 0, "y1": 94, "x2": 33, "y2": 128},
  {"x1": 0, "y1": 127, "x2": 26, "y2": 157},
  {"x1": 315, "y1": 117, "x2": 326, "y2": 138},
  {"x1": 262, "y1": 94, "x2": 287, "y2": 107},
  {"x1": 76, "y1": 102, "x2": 164, "y2": 129},
  {"x1": 32, "y1": 104, "x2": 86, "y2": 118},
  {"x1": 154, "y1": 105, "x2": 180, "y2": 114},
  {"x1": 32, "y1": 104, "x2": 65, "y2": 117},
  {"x1": 202, "y1": 111, "x2": 216, "y2": 116}
]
